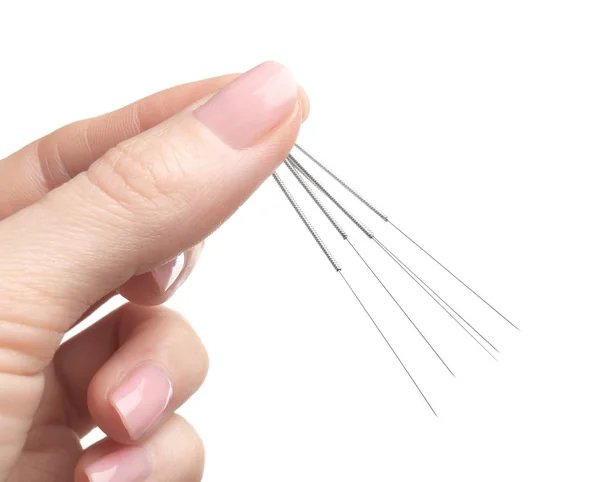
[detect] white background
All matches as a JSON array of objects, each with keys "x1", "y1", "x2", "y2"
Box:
[{"x1": 1, "y1": 1, "x2": 599, "y2": 480}]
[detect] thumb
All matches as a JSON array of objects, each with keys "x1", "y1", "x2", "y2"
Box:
[{"x1": 0, "y1": 60, "x2": 305, "y2": 375}]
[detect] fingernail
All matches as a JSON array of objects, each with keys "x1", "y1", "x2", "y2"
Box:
[
  {"x1": 194, "y1": 61, "x2": 298, "y2": 149},
  {"x1": 85, "y1": 447, "x2": 150, "y2": 482},
  {"x1": 151, "y1": 255, "x2": 184, "y2": 292},
  {"x1": 109, "y1": 364, "x2": 173, "y2": 440}
]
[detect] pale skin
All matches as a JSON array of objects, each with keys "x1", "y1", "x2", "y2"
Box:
[{"x1": 0, "y1": 62, "x2": 310, "y2": 481}]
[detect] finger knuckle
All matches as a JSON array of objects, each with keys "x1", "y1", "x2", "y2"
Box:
[
  {"x1": 172, "y1": 415, "x2": 205, "y2": 477},
  {"x1": 189, "y1": 425, "x2": 206, "y2": 475},
  {"x1": 86, "y1": 135, "x2": 189, "y2": 210},
  {"x1": 0, "y1": 318, "x2": 59, "y2": 376},
  {"x1": 169, "y1": 313, "x2": 209, "y2": 386},
  {"x1": 182, "y1": 322, "x2": 209, "y2": 381}
]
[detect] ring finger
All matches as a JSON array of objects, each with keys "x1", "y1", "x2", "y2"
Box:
[{"x1": 54, "y1": 303, "x2": 209, "y2": 442}]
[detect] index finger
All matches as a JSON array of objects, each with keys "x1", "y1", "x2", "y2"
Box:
[{"x1": 0, "y1": 74, "x2": 239, "y2": 220}]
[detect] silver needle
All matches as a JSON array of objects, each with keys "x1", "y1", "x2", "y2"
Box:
[
  {"x1": 373, "y1": 238, "x2": 499, "y2": 357},
  {"x1": 294, "y1": 144, "x2": 519, "y2": 331},
  {"x1": 272, "y1": 171, "x2": 437, "y2": 416},
  {"x1": 339, "y1": 271, "x2": 437, "y2": 417},
  {"x1": 285, "y1": 159, "x2": 456, "y2": 375},
  {"x1": 288, "y1": 156, "x2": 498, "y2": 358}
]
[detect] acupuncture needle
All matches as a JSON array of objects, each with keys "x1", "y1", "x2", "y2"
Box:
[
  {"x1": 284, "y1": 159, "x2": 456, "y2": 374},
  {"x1": 372, "y1": 238, "x2": 500, "y2": 355},
  {"x1": 271, "y1": 171, "x2": 437, "y2": 416},
  {"x1": 287, "y1": 155, "x2": 498, "y2": 357},
  {"x1": 285, "y1": 157, "x2": 498, "y2": 360},
  {"x1": 289, "y1": 156, "x2": 498, "y2": 355},
  {"x1": 294, "y1": 144, "x2": 519, "y2": 331}
]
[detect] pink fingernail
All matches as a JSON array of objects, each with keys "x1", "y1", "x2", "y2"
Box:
[
  {"x1": 85, "y1": 446, "x2": 150, "y2": 482},
  {"x1": 194, "y1": 61, "x2": 298, "y2": 149},
  {"x1": 151, "y1": 255, "x2": 184, "y2": 292},
  {"x1": 109, "y1": 364, "x2": 173, "y2": 440}
]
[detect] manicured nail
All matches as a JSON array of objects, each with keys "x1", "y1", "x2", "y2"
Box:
[
  {"x1": 151, "y1": 255, "x2": 184, "y2": 292},
  {"x1": 194, "y1": 61, "x2": 298, "y2": 149},
  {"x1": 85, "y1": 446, "x2": 150, "y2": 482},
  {"x1": 109, "y1": 364, "x2": 173, "y2": 440}
]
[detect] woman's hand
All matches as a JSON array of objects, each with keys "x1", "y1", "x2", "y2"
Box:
[{"x1": 0, "y1": 61, "x2": 309, "y2": 481}]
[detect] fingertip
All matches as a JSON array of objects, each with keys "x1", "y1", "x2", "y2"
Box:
[
  {"x1": 85, "y1": 305, "x2": 208, "y2": 444},
  {"x1": 118, "y1": 243, "x2": 204, "y2": 306},
  {"x1": 298, "y1": 85, "x2": 310, "y2": 123},
  {"x1": 194, "y1": 60, "x2": 299, "y2": 149}
]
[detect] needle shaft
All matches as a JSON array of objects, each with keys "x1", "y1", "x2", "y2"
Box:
[
  {"x1": 388, "y1": 221, "x2": 519, "y2": 331},
  {"x1": 373, "y1": 238, "x2": 499, "y2": 358},
  {"x1": 294, "y1": 145, "x2": 518, "y2": 331},
  {"x1": 339, "y1": 271, "x2": 437, "y2": 416},
  {"x1": 273, "y1": 172, "x2": 436, "y2": 415},
  {"x1": 289, "y1": 158, "x2": 498, "y2": 357},
  {"x1": 285, "y1": 160, "x2": 456, "y2": 373},
  {"x1": 347, "y1": 239, "x2": 455, "y2": 376}
]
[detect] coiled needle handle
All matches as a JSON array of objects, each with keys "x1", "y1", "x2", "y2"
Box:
[
  {"x1": 272, "y1": 172, "x2": 340, "y2": 272},
  {"x1": 295, "y1": 144, "x2": 389, "y2": 221}
]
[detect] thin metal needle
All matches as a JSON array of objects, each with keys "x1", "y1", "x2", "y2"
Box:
[
  {"x1": 287, "y1": 158, "x2": 456, "y2": 373},
  {"x1": 289, "y1": 156, "x2": 499, "y2": 357},
  {"x1": 294, "y1": 144, "x2": 519, "y2": 331},
  {"x1": 387, "y1": 221, "x2": 520, "y2": 331},
  {"x1": 339, "y1": 271, "x2": 438, "y2": 417},
  {"x1": 347, "y1": 239, "x2": 455, "y2": 376},
  {"x1": 373, "y1": 238, "x2": 499, "y2": 359},
  {"x1": 273, "y1": 171, "x2": 436, "y2": 416}
]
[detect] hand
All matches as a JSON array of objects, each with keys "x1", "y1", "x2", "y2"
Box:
[{"x1": 0, "y1": 61, "x2": 309, "y2": 481}]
